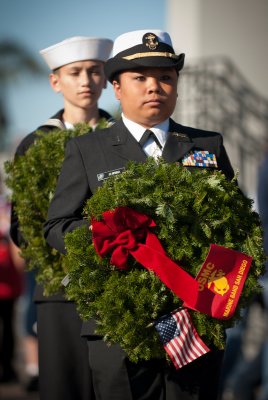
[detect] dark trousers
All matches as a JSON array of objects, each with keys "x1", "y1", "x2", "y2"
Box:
[
  {"x1": 0, "y1": 299, "x2": 16, "y2": 381},
  {"x1": 87, "y1": 338, "x2": 224, "y2": 400},
  {"x1": 37, "y1": 302, "x2": 95, "y2": 400}
]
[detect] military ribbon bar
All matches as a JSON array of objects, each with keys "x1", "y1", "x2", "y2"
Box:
[{"x1": 182, "y1": 150, "x2": 218, "y2": 167}]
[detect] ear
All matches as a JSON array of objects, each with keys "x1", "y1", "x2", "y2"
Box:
[
  {"x1": 103, "y1": 78, "x2": 108, "y2": 89},
  {"x1": 112, "y1": 80, "x2": 121, "y2": 100},
  {"x1": 49, "y1": 72, "x2": 61, "y2": 93}
]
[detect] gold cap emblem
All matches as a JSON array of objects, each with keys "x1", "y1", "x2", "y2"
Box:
[{"x1": 143, "y1": 32, "x2": 159, "y2": 50}]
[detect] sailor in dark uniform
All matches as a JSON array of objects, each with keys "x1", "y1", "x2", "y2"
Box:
[
  {"x1": 44, "y1": 29, "x2": 234, "y2": 400},
  {"x1": 10, "y1": 35, "x2": 113, "y2": 400}
]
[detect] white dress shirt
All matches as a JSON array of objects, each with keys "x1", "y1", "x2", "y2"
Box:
[{"x1": 122, "y1": 114, "x2": 169, "y2": 159}]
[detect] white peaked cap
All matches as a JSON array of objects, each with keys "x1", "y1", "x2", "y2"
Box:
[
  {"x1": 104, "y1": 29, "x2": 184, "y2": 82},
  {"x1": 112, "y1": 29, "x2": 173, "y2": 57},
  {"x1": 40, "y1": 36, "x2": 113, "y2": 70}
]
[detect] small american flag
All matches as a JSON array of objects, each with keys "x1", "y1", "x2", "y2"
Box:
[{"x1": 155, "y1": 308, "x2": 210, "y2": 369}]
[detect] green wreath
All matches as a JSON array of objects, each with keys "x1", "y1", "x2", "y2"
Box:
[
  {"x1": 64, "y1": 157, "x2": 266, "y2": 363},
  {"x1": 4, "y1": 119, "x2": 109, "y2": 294}
]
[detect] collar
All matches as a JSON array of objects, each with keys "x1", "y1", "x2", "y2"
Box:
[
  {"x1": 64, "y1": 121, "x2": 74, "y2": 130},
  {"x1": 121, "y1": 114, "x2": 169, "y2": 147}
]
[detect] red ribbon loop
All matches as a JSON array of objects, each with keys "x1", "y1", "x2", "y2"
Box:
[
  {"x1": 115, "y1": 230, "x2": 137, "y2": 248},
  {"x1": 92, "y1": 207, "x2": 155, "y2": 270}
]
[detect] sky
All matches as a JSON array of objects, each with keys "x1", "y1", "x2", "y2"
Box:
[{"x1": 1, "y1": 0, "x2": 166, "y2": 145}]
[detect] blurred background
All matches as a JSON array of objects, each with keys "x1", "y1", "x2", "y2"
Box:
[
  {"x1": 1, "y1": 0, "x2": 268, "y2": 399},
  {"x1": 0, "y1": 0, "x2": 267, "y2": 197}
]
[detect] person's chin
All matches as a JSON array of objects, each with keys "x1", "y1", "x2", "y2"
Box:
[
  {"x1": 147, "y1": 108, "x2": 166, "y2": 120},
  {"x1": 79, "y1": 98, "x2": 96, "y2": 108},
  {"x1": 142, "y1": 114, "x2": 164, "y2": 126}
]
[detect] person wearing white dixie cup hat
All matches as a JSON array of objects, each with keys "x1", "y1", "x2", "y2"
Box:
[
  {"x1": 40, "y1": 36, "x2": 113, "y2": 70},
  {"x1": 44, "y1": 29, "x2": 235, "y2": 400},
  {"x1": 10, "y1": 35, "x2": 113, "y2": 400}
]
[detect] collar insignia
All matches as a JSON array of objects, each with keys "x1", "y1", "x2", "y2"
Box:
[
  {"x1": 143, "y1": 32, "x2": 159, "y2": 50},
  {"x1": 171, "y1": 132, "x2": 189, "y2": 142},
  {"x1": 172, "y1": 132, "x2": 188, "y2": 138}
]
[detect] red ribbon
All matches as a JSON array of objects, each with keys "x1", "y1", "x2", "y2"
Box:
[
  {"x1": 92, "y1": 206, "x2": 252, "y2": 319},
  {"x1": 92, "y1": 207, "x2": 199, "y2": 307}
]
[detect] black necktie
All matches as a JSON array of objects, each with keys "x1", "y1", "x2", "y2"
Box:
[{"x1": 139, "y1": 130, "x2": 162, "y2": 149}]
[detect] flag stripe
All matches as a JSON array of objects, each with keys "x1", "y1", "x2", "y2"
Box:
[
  {"x1": 169, "y1": 327, "x2": 195, "y2": 365},
  {"x1": 177, "y1": 309, "x2": 210, "y2": 356},
  {"x1": 175, "y1": 312, "x2": 201, "y2": 360},
  {"x1": 172, "y1": 311, "x2": 200, "y2": 365},
  {"x1": 165, "y1": 341, "x2": 183, "y2": 368},
  {"x1": 170, "y1": 336, "x2": 189, "y2": 367},
  {"x1": 176, "y1": 310, "x2": 210, "y2": 356}
]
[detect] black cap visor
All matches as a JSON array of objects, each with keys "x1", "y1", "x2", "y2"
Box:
[{"x1": 105, "y1": 53, "x2": 185, "y2": 82}]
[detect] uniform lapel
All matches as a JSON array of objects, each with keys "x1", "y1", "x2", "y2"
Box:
[
  {"x1": 162, "y1": 119, "x2": 194, "y2": 163},
  {"x1": 109, "y1": 119, "x2": 147, "y2": 162}
]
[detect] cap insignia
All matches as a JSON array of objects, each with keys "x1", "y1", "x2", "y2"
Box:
[{"x1": 143, "y1": 32, "x2": 159, "y2": 50}]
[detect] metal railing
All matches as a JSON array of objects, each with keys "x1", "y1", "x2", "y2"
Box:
[{"x1": 173, "y1": 56, "x2": 268, "y2": 197}]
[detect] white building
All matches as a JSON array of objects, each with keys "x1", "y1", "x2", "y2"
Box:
[{"x1": 166, "y1": 0, "x2": 268, "y2": 198}]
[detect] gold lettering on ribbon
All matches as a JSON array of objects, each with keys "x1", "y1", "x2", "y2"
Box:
[
  {"x1": 223, "y1": 298, "x2": 234, "y2": 317},
  {"x1": 197, "y1": 262, "x2": 215, "y2": 291},
  {"x1": 230, "y1": 284, "x2": 238, "y2": 299},
  {"x1": 197, "y1": 262, "x2": 229, "y2": 295},
  {"x1": 222, "y1": 259, "x2": 248, "y2": 318},
  {"x1": 238, "y1": 259, "x2": 248, "y2": 275}
]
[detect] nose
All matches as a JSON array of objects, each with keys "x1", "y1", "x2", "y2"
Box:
[
  {"x1": 81, "y1": 70, "x2": 91, "y2": 86},
  {"x1": 147, "y1": 77, "x2": 161, "y2": 93}
]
